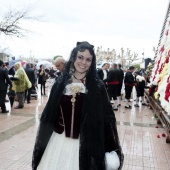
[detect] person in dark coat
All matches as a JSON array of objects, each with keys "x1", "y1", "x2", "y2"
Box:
[
  {"x1": 134, "y1": 72, "x2": 149, "y2": 107},
  {"x1": 49, "y1": 67, "x2": 55, "y2": 78},
  {"x1": 105, "y1": 63, "x2": 120, "y2": 110},
  {"x1": 25, "y1": 63, "x2": 35, "y2": 103},
  {"x1": 97, "y1": 63, "x2": 109, "y2": 88},
  {"x1": 0, "y1": 60, "x2": 12, "y2": 113},
  {"x1": 38, "y1": 65, "x2": 48, "y2": 96},
  {"x1": 124, "y1": 66, "x2": 136, "y2": 108},
  {"x1": 117, "y1": 64, "x2": 124, "y2": 106},
  {"x1": 32, "y1": 41, "x2": 124, "y2": 170},
  {"x1": 3, "y1": 62, "x2": 10, "y2": 102},
  {"x1": 97, "y1": 63, "x2": 108, "y2": 80},
  {"x1": 9, "y1": 66, "x2": 15, "y2": 76}
]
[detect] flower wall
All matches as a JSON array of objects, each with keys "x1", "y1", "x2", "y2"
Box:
[{"x1": 150, "y1": 15, "x2": 170, "y2": 115}]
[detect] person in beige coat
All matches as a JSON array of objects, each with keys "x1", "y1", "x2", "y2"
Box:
[{"x1": 10, "y1": 62, "x2": 31, "y2": 109}]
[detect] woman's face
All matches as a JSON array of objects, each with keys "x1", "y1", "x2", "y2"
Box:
[{"x1": 74, "y1": 49, "x2": 92, "y2": 74}]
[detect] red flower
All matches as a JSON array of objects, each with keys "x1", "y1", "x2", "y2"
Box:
[
  {"x1": 158, "y1": 63, "x2": 164, "y2": 73},
  {"x1": 158, "y1": 60, "x2": 160, "y2": 65},
  {"x1": 164, "y1": 83, "x2": 170, "y2": 102},
  {"x1": 155, "y1": 126, "x2": 158, "y2": 128},
  {"x1": 165, "y1": 51, "x2": 170, "y2": 63},
  {"x1": 165, "y1": 56, "x2": 169, "y2": 63},
  {"x1": 167, "y1": 76, "x2": 170, "y2": 83},
  {"x1": 165, "y1": 30, "x2": 169, "y2": 36},
  {"x1": 159, "y1": 45, "x2": 165, "y2": 53},
  {"x1": 155, "y1": 87, "x2": 158, "y2": 92},
  {"x1": 162, "y1": 133, "x2": 166, "y2": 137},
  {"x1": 157, "y1": 135, "x2": 160, "y2": 138}
]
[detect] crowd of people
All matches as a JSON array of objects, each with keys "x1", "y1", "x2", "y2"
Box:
[
  {"x1": 0, "y1": 60, "x2": 60, "y2": 111},
  {"x1": 96, "y1": 63, "x2": 150, "y2": 110},
  {"x1": 0, "y1": 58, "x2": 150, "y2": 113}
]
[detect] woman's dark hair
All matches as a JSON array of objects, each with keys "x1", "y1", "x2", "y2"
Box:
[
  {"x1": 66, "y1": 41, "x2": 95, "y2": 68},
  {"x1": 63, "y1": 41, "x2": 97, "y2": 88}
]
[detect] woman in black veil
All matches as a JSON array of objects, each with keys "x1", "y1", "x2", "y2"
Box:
[{"x1": 32, "y1": 41, "x2": 124, "y2": 170}]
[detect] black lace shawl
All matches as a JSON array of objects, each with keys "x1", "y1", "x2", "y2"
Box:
[{"x1": 32, "y1": 42, "x2": 124, "y2": 170}]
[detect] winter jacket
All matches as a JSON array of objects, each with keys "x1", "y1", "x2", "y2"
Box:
[{"x1": 12, "y1": 63, "x2": 27, "y2": 92}]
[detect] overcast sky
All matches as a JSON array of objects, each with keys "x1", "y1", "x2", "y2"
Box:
[{"x1": 0, "y1": 0, "x2": 169, "y2": 60}]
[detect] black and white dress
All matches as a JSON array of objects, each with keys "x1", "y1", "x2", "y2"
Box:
[{"x1": 37, "y1": 82, "x2": 86, "y2": 170}]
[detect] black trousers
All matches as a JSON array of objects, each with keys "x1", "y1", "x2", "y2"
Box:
[
  {"x1": 0, "y1": 90, "x2": 7, "y2": 111},
  {"x1": 136, "y1": 86, "x2": 144, "y2": 97},
  {"x1": 40, "y1": 81, "x2": 46, "y2": 95},
  {"x1": 25, "y1": 88, "x2": 32, "y2": 102},
  {"x1": 117, "y1": 83, "x2": 123, "y2": 96},
  {"x1": 125, "y1": 85, "x2": 133, "y2": 100},
  {"x1": 108, "y1": 84, "x2": 118, "y2": 100}
]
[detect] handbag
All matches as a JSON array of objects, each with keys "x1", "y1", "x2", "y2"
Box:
[{"x1": 105, "y1": 150, "x2": 120, "y2": 170}]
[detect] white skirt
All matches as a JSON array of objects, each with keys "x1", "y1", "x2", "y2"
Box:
[{"x1": 37, "y1": 132, "x2": 79, "y2": 170}]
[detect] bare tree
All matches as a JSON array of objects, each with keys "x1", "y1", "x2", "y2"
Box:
[
  {"x1": 96, "y1": 46, "x2": 141, "y2": 68},
  {"x1": 0, "y1": 5, "x2": 41, "y2": 38},
  {"x1": 117, "y1": 48, "x2": 140, "y2": 67}
]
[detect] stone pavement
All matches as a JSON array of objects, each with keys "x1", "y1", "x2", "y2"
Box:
[{"x1": 0, "y1": 80, "x2": 170, "y2": 170}]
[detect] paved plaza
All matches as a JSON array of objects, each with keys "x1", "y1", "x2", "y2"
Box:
[{"x1": 0, "y1": 80, "x2": 170, "y2": 170}]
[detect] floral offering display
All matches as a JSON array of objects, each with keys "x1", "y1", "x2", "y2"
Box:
[{"x1": 150, "y1": 16, "x2": 170, "y2": 115}]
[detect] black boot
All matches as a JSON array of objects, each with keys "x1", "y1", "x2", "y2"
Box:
[
  {"x1": 1, "y1": 103, "x2": 9, "y2": 113},
  {"x1": 2, "y1": 110, "x2": 9, "y2": 113}
]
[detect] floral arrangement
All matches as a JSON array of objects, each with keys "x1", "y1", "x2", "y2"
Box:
[
  {"x1": 146, "y1": 62, "x2": 153, "y2": 75},
  {"x1": 136, "y1": 75, "x2": 145, "y2": 82},
  {"x1": 149, "y1": 16, "x2": 170, "y2": 115}
]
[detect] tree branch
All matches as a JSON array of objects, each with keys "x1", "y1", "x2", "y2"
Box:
[{"x1": 0, "y1": 5, "x2": 42, "y2": 37}]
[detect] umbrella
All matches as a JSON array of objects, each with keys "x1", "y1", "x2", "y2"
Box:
[
  {"x1": 9, "y1": 60, "x2": 27, "y2": 68},
  {"x1": 9, "y1": 60, "x2": 21, "y2": 68},
  {"x1": 21, "y1": 61, "x2": 27, "y2": 67},
  {"x1": 36, "y1": 60, "x2": 53, "y2": 69}
]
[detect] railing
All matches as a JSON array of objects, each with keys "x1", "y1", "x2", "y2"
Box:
[{"x1": 144, "y1": 89, "x2": 170, "y2": 143}]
